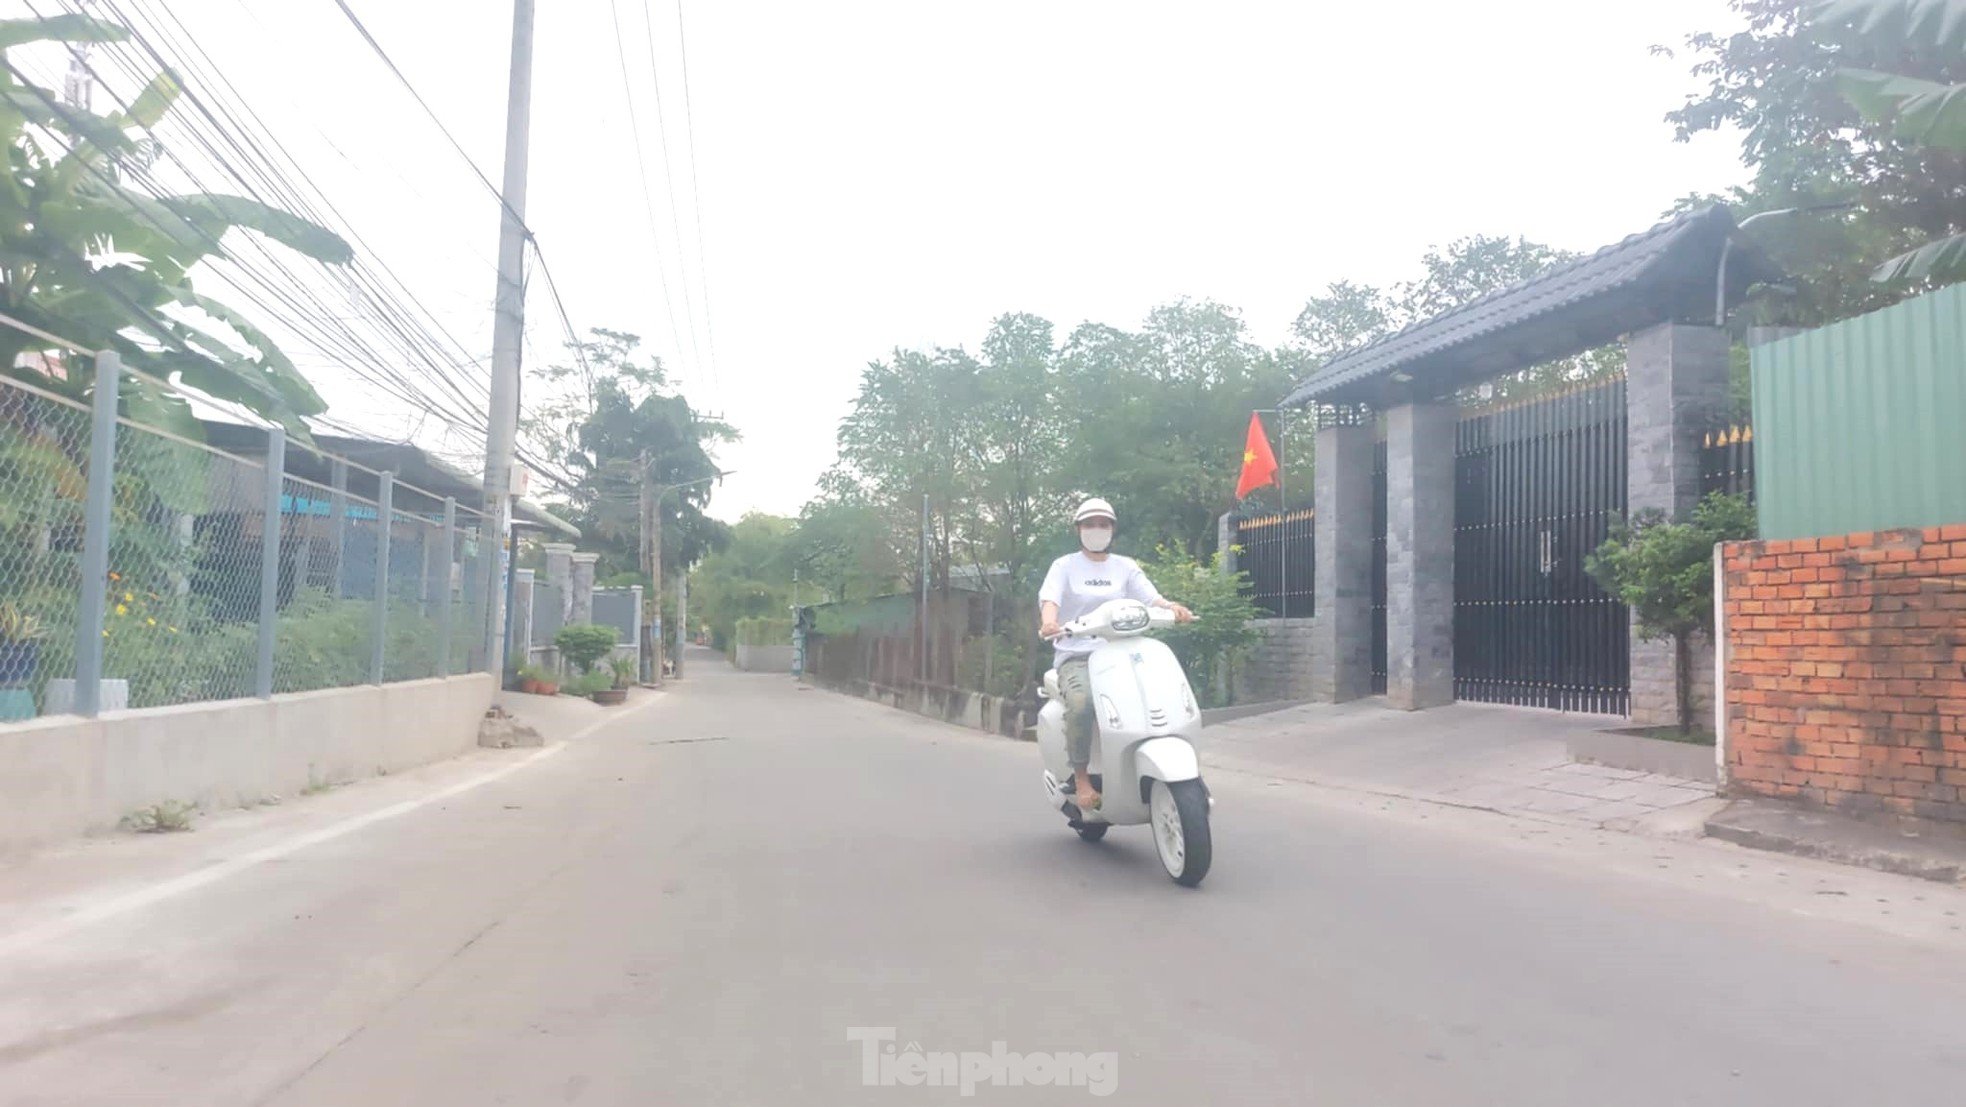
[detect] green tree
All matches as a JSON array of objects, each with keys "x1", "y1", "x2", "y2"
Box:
[
  {"x1": 1661, "y1": 0, "x2": 1964, "y2": 322},
  {"x1": 0, "y1": 15, "x2": 352, "y2": 434},
  {"x1": 792, "y1": 492, "x2": 905, "y2": 604},
  {"x1": 1586, "y1": 493, "x2": 1758, "y2": 734},
  {"x1": 1059, "y1": 300, "x2": 1298, "y2": 550},
  {"x1": 1808, "y1": 0, "x2": 1966, "y2": 281},
  {"x1": 688, "y1": 513, "x2": 795, "y2": 650},
  {"x1": 524, "y1": 330, "x2": 733, "y2": 582}
]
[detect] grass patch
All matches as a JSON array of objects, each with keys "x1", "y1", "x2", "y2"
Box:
[
  {"x1": 122, "y1": 800, "x2": 196, "y2": 833},
  {"x1": 1616, "y1": 725, "x2": 1717, "y2": 747}
]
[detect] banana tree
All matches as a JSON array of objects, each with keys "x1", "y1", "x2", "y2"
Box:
[
  {"x1": 1808, "y1": 0, "x2": 1966, "y2": 282},
  {"x1": 0, "y1": 13, "x2": 352, "y2": 437}
]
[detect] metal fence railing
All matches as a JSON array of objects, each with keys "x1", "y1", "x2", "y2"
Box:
[
  {"x1": 1232, "y1": 509, "x2": 1314, "y2": 618},
  {"x1": 1702, "y1": 423, "x2": 1756, "y2": 503},
  {"x1": 0, "y1": 350, "x2": 492, "y2": 723}
]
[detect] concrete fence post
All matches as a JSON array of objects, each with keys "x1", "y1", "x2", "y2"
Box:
[
  {"x1": 372, "y1": 472, "x2": 394, "y2": 684},
  {"x1": 329, "y1": 458, "x2": 348, "y2": 598},
  {"x1": 255, "y1": 427, "x2": 285, "y2": 698},
  {"x1": 438, "y1": 497, "x2": 456, "y2": 678},
  {"x1": 72, "y1": 350, "x2": 123, "y2": 718}
]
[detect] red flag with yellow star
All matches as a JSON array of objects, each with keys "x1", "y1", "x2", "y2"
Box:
[{"x1": 1236, "y1": 412, "x2": 1278, "y2": 499}]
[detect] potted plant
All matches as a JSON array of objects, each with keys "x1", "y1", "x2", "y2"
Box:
[
  {"x1": 590, "y1": 654, "x2": 636, "y2": 706},
  {"x1": 515, "y1": 663, "x2": 547, "y2": 695},
  {"x1": 0, "y1": 603, "x2": 45, "y2": 688}
]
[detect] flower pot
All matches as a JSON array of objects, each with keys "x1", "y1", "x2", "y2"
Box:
[
  {"x1": 0, "y1": 641, "x2": 39, "y2": 687},
  {"x1": 591, "y1": 688, "x2": 628, "y2": 706},
  {"x1": 520, "y1": 677, "x2": 542, "y2": 695},
  {"x1": 538, "y1": 682, "x2": 560, "y2": 696}
]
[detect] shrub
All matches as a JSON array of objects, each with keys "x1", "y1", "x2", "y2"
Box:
[
  {"x1": 554, "y1": 623, "x2": 620, "y2": 674},
  {"x1": 1134, "y1": 545, "x2": 1260, "y2": 708},
  {"x1": 1586, "y1": 492, "x2": 1756, "y2": 733}
]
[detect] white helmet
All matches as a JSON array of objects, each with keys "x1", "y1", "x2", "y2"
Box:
[{"x1": 1073, "y1": 497, "x2": 1117, "y2": 525}]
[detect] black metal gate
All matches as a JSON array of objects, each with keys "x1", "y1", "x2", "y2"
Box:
[{"x1": 1452, "y1": 379, "x2": 1630, "y2": 713}]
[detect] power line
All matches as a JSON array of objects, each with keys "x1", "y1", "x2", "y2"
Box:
[
  {"x1": 326, "y1": 0, "x2": 527, "y2": 237},
  {"x1": 605, "y1": 0, "x2": 697, "y2": 386},
  {"x1": 672, "y1": 0, "x2": 722, "y2": 398},
  {"x1": 32, "y1": 4, "x2": 497, "y2": 433},
  {"x1": 102, "y1": 0, "x2": 495, "y2": 416}
]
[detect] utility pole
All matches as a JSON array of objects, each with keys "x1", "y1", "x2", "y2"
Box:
[
  {"x1": 479, "y1": 0, "x2": 536, "y2": 680},
  {"x1": 63, "y1": 0, "x2": 96, "y2": 110},
  {"x1": 641, "y1": 470, "x2": 722, "y2": 685},
  {"x1": 674, "y1": 569, "x2": 688, "y2": 677}
]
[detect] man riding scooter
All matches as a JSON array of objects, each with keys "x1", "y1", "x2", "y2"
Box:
[{"x1": 1038, "y1": 498, "x2": 1194, "y2": 814}]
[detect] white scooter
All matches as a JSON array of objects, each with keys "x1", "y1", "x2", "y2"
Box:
[{"x1": 1036, "y1": 599, "x2": 1213, "y2": 887}]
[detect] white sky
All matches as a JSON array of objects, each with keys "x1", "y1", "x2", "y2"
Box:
[{"x1": 9, "y1": 0, "x2": 1749, "y2": 521}]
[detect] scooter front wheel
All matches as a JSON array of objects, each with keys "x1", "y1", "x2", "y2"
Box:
[
  {"x1": 1075, "y1": 822, "x2": 1108, "y2": 842},
  {"x1": 1149, "y1": 778, "x2": 1211, "y2": 887}
]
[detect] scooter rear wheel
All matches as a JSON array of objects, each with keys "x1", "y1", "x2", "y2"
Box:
[
  {"x1": 1150, "y1": 779, "x2": 1212, "y2": 887},
  {"x1": 1075, "y1": 822, "x2": 1108, "y2": 842}
]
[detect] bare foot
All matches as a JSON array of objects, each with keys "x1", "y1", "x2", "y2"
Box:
[{"x1": 1074, "y1": 789, "x2": 1102, "y2": 812}]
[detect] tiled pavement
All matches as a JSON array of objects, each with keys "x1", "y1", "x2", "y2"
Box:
[{"x1": 1202, "y1": 698, "x2": 1719, "y2": 830}]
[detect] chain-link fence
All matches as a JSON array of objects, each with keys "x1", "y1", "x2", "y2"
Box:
[
  {"x1": 0, "y1": 354, "x2": 498, "y2": 723},
  {"x1": 0, "y1": 376, "x2": 94, "y2": 720}
]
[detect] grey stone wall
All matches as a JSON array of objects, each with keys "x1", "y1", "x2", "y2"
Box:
[
  {"x1": 1625, "y1": 323, "x2": 1729, "y2": 726},
  {"x1": 1385, "y1": 403, "x2": 1455, "y2": 710},
  {"x1": 1234, "y1": 617, "x2": 1319, "y2": 704},
  {"x1": 1312, "y1": 425, "x2": 1373, "y2": 702}
]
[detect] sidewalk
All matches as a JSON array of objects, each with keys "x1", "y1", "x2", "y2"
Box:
[
  {"x1": 1202, "y1": 698, "x2": 1722, "y2": 833},
  {"x1": 1705, "y1": 797, "x2": 1966, "y2": 885}
]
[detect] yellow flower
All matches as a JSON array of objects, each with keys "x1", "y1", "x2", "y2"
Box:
[
  {"x1": 167, "y1": 626, "x2": 179, "y2": 634},
  {"x1": 122, "y1": 592, "x2": 132, "y2": 603},
  {"x1": 114, "y1": 603, "x2": 128, "y2": 617},
  {"x1": 146, "y1": 618, "x2": 156, "y2": 627}
]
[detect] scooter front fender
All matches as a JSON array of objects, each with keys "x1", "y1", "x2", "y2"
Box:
[{"x1": 1131, "y1": 736, "x2": 1200, "y2": 786}]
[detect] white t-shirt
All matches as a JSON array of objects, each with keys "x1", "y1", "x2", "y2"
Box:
[{"x1": 1039, "y1": 552, "x2": 1163, "y2": 658}]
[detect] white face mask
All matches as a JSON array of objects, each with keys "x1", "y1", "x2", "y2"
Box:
[{"x1": 1080, "y1": 526, "x2": 1113, "y2": 553}]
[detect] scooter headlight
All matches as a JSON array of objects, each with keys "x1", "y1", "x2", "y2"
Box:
[{"x1": 1109, "y1": 602, "x2": 1150, "y2": 634}]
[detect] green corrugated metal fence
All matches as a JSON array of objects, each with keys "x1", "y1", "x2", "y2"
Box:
[{"x1": 1751, "y1": 283, "x2": 1966, "y2": 540}]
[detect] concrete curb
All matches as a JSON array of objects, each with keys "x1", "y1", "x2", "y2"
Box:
[
  {"x1": 1200, "y1": 700, "x2": 1309, "y2": 727},
  {"x1": 1567, "y1": 730, "x2": 1715, "y2": 783},
  {"x1": 1704, "y1": 798, "x2": 1966, "y2": 885}
]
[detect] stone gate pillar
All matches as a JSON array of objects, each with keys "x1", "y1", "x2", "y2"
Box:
[
  {"x1": 1312, "y1": 423, "x2": 1374, "y2": 702},
  {"x1": 1626, "y1": 322, "x2": 1731, "y2": 725},
  {"x1": 1385, "y1": 403, "x2": 1456, "y2": 710}
]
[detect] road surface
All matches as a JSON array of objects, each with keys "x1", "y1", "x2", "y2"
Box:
[{"x1": 4, "y1": 651, "x2": 1965, "y2": 1105}]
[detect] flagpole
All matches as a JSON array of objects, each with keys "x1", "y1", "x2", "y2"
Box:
[{"x1": 1254, "y1": 408, "x2": 1287, "y2": 619}]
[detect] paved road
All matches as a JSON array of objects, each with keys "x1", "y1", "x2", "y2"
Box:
[{"x1": 5, "y1": 652, "x2": 1966, "y2": 1105}]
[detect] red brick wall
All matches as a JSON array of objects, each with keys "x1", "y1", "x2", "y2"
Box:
[{"x1": 1722, "y1": 525, "x2": 1966, "y2": 823}]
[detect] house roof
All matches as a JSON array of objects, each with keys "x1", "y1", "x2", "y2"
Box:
[
  {"x1": 199, "y1": 422, "x2": 579, "y2": 537},
  {"x1": 1280, "y1": 206, "x2": 1782, "y2": 409}
]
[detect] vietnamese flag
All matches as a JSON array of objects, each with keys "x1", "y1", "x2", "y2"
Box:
[{"x1": 1236, "y1": 412, "x2": 1279, "y2": 499}]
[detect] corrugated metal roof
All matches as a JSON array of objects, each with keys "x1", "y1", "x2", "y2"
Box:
[{"x1": 1281, "y1": 206, "x2": 1780, "y2": 409}]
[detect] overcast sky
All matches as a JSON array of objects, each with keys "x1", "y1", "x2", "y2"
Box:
[{"x1": 12, "y1": 0, "x2": 1749, "y2": 521}]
